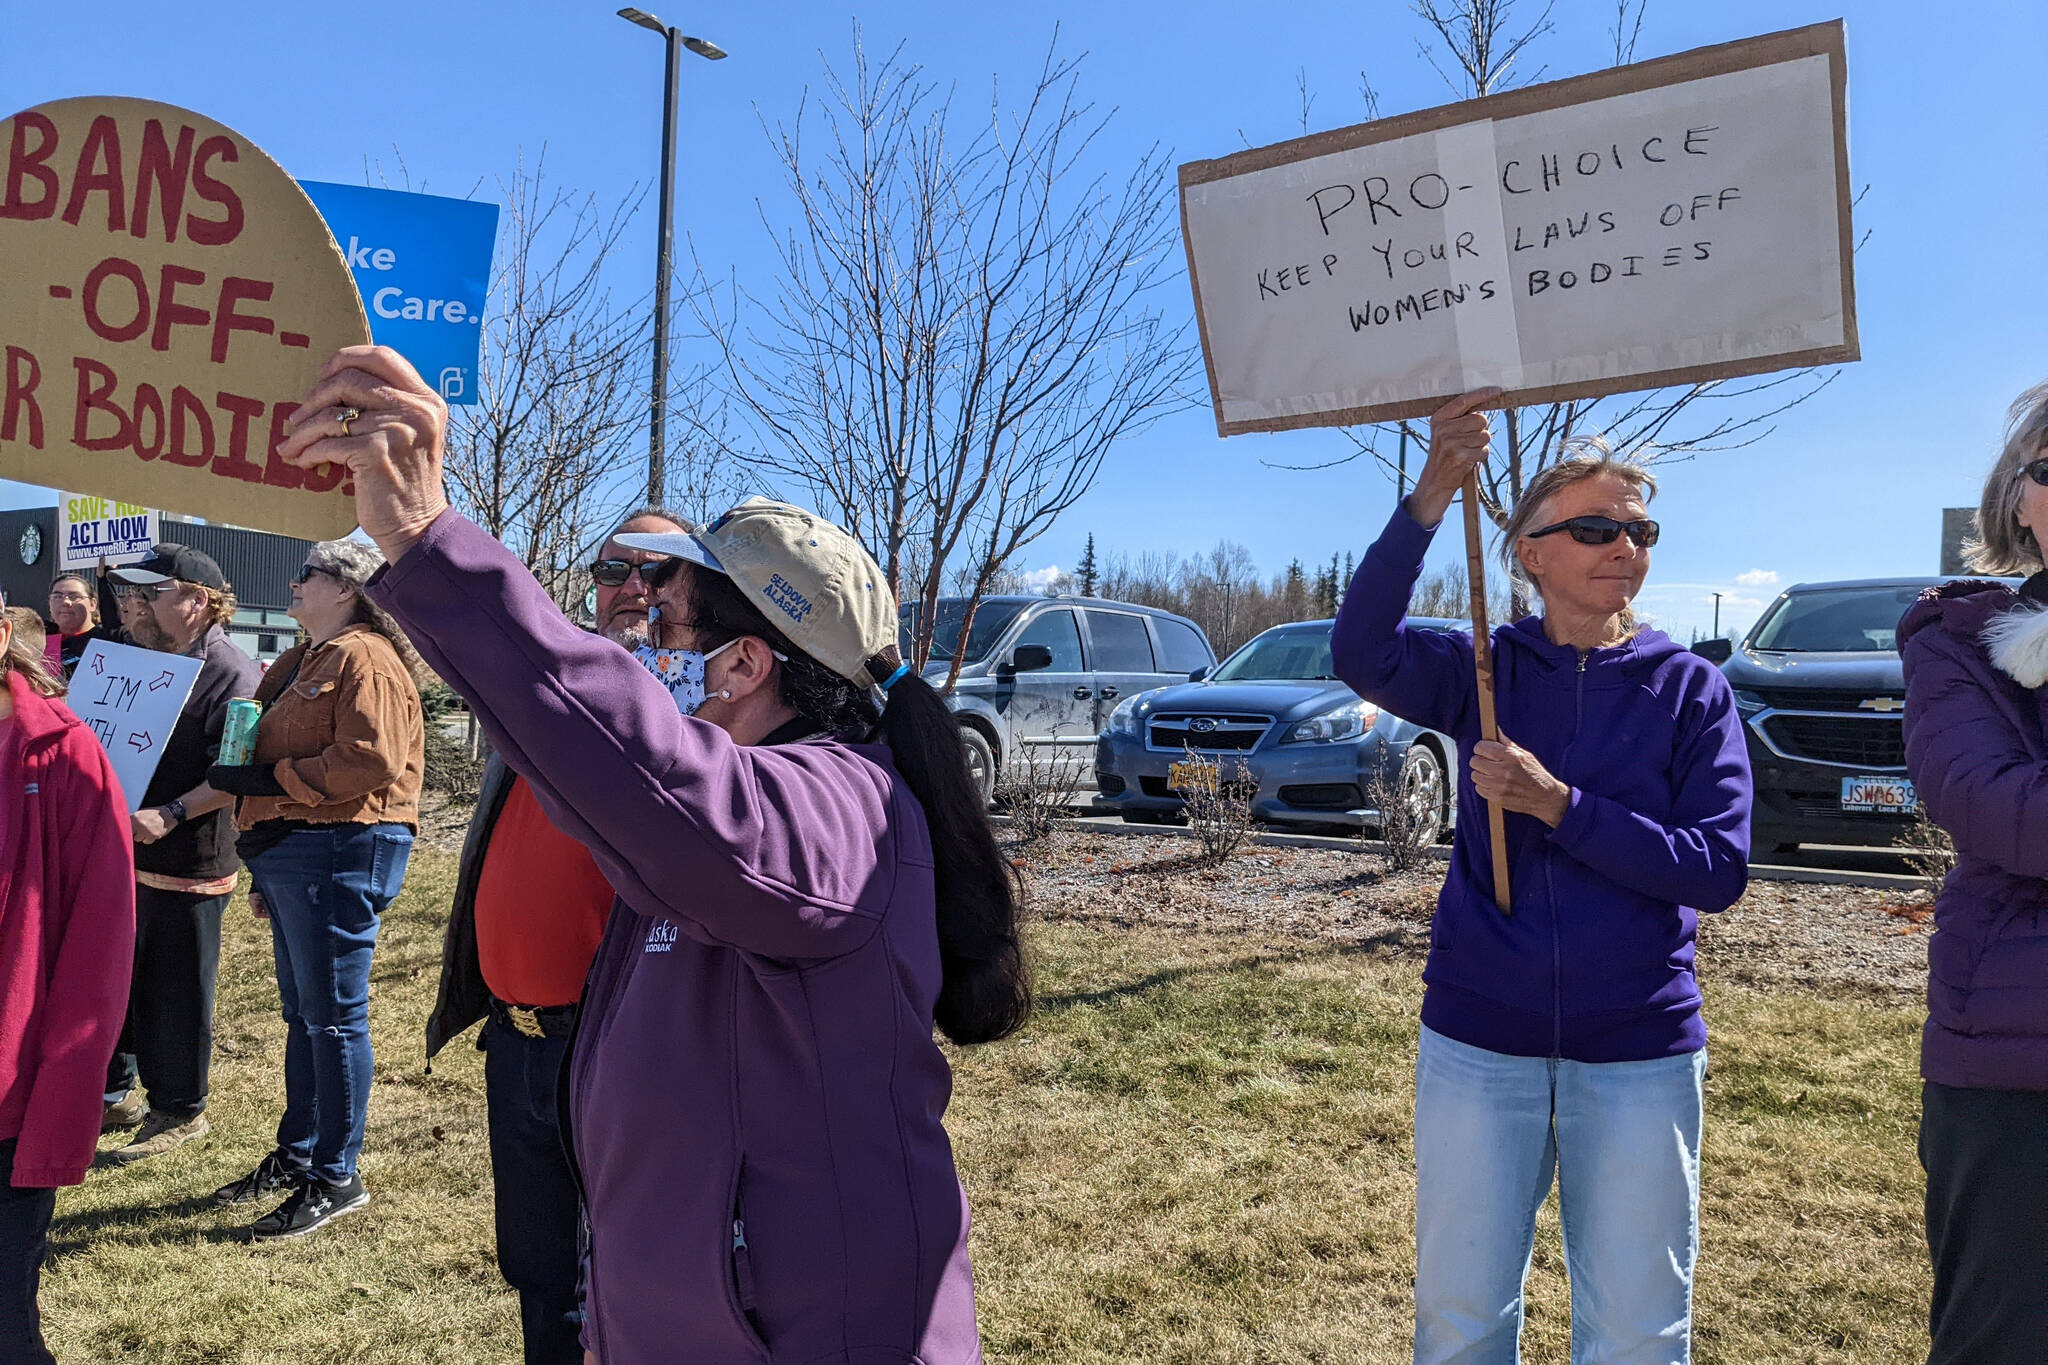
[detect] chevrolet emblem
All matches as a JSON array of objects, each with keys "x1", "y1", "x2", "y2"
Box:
[{"x1": 1859, "y1": 697, "x2": 1904, "y2": 713}]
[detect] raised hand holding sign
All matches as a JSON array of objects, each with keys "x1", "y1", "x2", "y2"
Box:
[{"x1": 276, "y1": 345, "x2": 451, "y2": 559}]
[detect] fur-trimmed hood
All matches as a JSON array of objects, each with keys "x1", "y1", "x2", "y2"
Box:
[{"x1": 1899, "y1": 573, "x2": 2048, "y2": 690}]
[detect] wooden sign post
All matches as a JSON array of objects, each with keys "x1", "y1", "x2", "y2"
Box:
[{"x1": 1460, "y1": 473, "x2": 1512, "y2": 912}]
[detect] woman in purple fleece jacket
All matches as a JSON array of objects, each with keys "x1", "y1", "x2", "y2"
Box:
[
  {"x1": 1331, "y1": 392, "x2": 1751, "y2": 1365},
  {"x1": 275, "y1": 347, "x2": 1031, "y2": 1365},
  {"x1": 1898, "y1": 381, "x2": 2048, "y2": 1365}
]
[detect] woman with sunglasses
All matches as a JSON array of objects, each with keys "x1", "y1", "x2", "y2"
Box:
[
  {"x1": 204, "y1": 540, "x2": 425, "y2": 1240},
  {"x1": 273, "y1": 346, "x2": 1029, "y2": 1365},
  {"x1": 1897, "y1": 384, "x2": 2048, "y2": 1365},
  {"x1": 1332, "y1": 390, "x2": 1752, "y2": 1365}
]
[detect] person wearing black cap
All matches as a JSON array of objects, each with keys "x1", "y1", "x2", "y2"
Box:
[{"x1": 99, "y1": 544, "x2": 261, "y2": 1163}]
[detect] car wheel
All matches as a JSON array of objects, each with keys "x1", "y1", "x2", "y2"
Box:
[
  {"x1": 1403, "y1": 744, "x2": 1447, "y2": 847},
  {"x1": 958, "y1": 725, "x2": 997, "y2": 807}
]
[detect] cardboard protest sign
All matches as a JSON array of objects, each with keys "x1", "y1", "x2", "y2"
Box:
[
  {"x1": 0, "y1": 96, "x2": 370, "y2": 539},
  {"x1": 1179, "y1": 22, "x2": 1857, "y2": 434},
  {"x1": 57, "y1": 491, "x2": 157, "y2": 568},
  {"x1": 298, "y1": 182, "x2": 499, "y2": 406},
  {"x1": 71, "y1": 638, "x2": 203, "y2": 813}
]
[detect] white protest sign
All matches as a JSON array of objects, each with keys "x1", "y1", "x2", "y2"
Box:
[
  {"x1": 71, "y1": 639, "x2": 202, "y2": 812},
  {"x1": 1179, "y1": 21, "x2": 1857, "y2": 433},
  {"x1": 57, "y1": 492, "x2": 158, "y2": 569}
]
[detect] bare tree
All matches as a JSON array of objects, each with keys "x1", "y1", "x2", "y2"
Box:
[
  {"x1": 698, "y1": 29, "x2": 1200, "y2": 686},
  {"x1": 1300, "y1": 0, "x2": 1842, "y2": 615},
  {"x1": 442, "y1": 156, "x2": 654, "y2": 608}
]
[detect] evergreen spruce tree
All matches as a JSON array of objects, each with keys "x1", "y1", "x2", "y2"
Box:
[{"x1": 1076, "y1": 533, "x2": 1098, "y2": 597}]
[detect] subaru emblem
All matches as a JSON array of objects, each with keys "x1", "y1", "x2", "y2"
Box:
[{"x1": 1190, "y1": 718, "x2": 1218, "y2": 734}]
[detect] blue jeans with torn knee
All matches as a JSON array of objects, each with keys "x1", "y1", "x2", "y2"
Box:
[
  {"x1": 1412, "y1": 1024, "x2": 1706, "y2": 1365},
  {"x1": 249, "y1": 823, "x2": 413, "y2": 1186}
]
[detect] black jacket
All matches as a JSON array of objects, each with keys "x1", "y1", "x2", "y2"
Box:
[
  {"x1": 135, "y1": 625, "x2": 262, "y2": 880},
  {"x1": 425, "y1": 752, "x2": 515, "y2": 1059}
]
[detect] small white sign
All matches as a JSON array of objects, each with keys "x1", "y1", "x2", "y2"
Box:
[
  {"x1": 58, "y1": 494, "x2": 159, "y2": 570},
  {"x1": 72, "y1": 640, "x2": 203, "y2": 813}
]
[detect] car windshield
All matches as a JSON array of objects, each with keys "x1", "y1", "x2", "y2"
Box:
[
  {"x1": 1748, "y1": 585, "x2": 1928, "y2": 653},
  {"x1": 1211, "y1": 626, "x2": 1337, "y2": 681},
  {"x1": 902, "y1": 599, "x2": 1027, "y2": 664}
]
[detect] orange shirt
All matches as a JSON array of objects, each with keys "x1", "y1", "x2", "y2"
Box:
[{"x1": 473, "y1": 775, "x2": 615, "y2": 1007}]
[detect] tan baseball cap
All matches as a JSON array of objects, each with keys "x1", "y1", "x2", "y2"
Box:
[{"x1": 616, "y1": 498, "x2": 905, "y2": 689}]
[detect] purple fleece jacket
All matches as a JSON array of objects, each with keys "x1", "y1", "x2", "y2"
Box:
[
  {"x1": 1899, "y1": 578, "x2": 2048, "y2": 1091},
  {"x1": 1331, "y1": 502, "x2": 1752, "y2": 1062},
  {"x1": 371, "y1": 513, "x2": 981, "y2": 1365}
]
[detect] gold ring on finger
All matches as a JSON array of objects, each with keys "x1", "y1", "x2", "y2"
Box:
[{"x1": 338, "y1": 406, "x2": 363, "y2": 438}]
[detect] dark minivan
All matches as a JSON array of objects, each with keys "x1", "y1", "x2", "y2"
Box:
[{"x1": 1703, "y1": 577, "x2": 1978, "y2": 851}]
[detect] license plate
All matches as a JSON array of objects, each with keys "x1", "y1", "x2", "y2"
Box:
[
  {"x1": 1840, "y1": 775, "x2": 1916, "y2": 814},
  {"x1": 1168, "y1": 759, "x2": 1219, "y2": 793}
]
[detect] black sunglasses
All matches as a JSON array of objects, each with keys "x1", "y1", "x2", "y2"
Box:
[
  {"x1": 291, "y1": 564, "x2": 341, "y2": 586},
  {"x1": 1526, "y1": 515, "x2": 1661, "y2": 548},
  {"x1": 588, "y1": 558, "x2": 656, "y2": 588},
  {"x1": 2023, "y1": 456, "x2": 2048, "y2": 487}
]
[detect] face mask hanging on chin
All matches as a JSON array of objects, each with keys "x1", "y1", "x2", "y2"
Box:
[{"x1": 634, "y1": 605, "x2": 738, "y2": 717}]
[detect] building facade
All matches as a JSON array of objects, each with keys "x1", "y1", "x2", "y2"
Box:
[{"x1": 0, "y1": 507, "x2": 314, "y2": 665}]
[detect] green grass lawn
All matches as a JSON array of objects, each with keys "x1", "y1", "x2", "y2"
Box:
[{"x1": 42, "y1": 847, "x2": 1931, "y2": 1363}]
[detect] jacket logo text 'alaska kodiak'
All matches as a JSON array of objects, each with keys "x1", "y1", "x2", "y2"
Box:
[
  {"x1": 762, "y1": 573, "x2": 815, "y2": 626},
  {"x1": 644, "y1": 919, "x2": 679, "y2": 954}
]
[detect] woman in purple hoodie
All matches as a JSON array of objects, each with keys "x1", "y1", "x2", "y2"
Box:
[
  {"x1": 273, "y1": 347, "x2": 1031, "y2": 1365},
  {"x1": 1898, "y1": 382, "x2": 2048, "y2": 1365},
  {"x1": 1331, "y1": 391, "x2": 1752, "y2": 1365}
]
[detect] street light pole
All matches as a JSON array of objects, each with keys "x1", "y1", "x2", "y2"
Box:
[
  {"x1": 1712, "y1": 591, "x2": 1723, "y2": 638},
  {"x1": 617, "y1": 8, "x2": 725, "y2": 505}
]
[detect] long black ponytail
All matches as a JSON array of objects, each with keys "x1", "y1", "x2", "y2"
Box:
[
  {"x1": 668, "y1": 563, "x2": 1032, "y2": 1045},
  {"x1": 872, "y1": 669, "x2": 1031, "y2": 1044}
]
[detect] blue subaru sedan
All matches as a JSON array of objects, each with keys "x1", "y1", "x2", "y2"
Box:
[{"x1": 1094, "y1": 616, "x2": 1463, "y2": 840}]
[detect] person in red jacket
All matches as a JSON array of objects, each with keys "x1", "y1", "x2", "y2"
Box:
[{"x1": 0, "y1": 592, "x2": 137, "y2": 1365}]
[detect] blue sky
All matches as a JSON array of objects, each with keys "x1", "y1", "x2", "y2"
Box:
[{"x1": 6, "y1": 0, "x2": 2045, "y2": 640}]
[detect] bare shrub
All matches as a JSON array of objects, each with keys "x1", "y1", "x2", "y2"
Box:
[
  {"x1": 1177, "y1": 745, "x2": 1257, "y2": 867},
  {"x1": 1896, "y1": 804, "x2": 1958, "y2": 904},
  {"x1": 1363, "y1": 765, "x2": 1426, "y2": 873},
  {"x1": 997, "y1": 738, "x2": 1087, "y2": 845}
]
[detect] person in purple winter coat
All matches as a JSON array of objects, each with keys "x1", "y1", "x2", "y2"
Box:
[
  {"x1": 1331, "y1": 391, "x2": 1752, "y2": 1365},
  {"x1": 1898, "y1": 381, "x2": 2048, "y2": 1365},
  {"x1": 269, "y1": 346, "x2": 1032, "y2": 1365}
]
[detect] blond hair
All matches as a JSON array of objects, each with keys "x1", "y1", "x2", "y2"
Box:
[
  {"x1": 0, "y1": 606, "x2": 64, "y2": 697},
  {"x1": 1965, "y1": 382, "x2": 2048, "y2": 575},
  {"x1": 1496, "y1": 442, "x2": 1659, "y2": 604}
]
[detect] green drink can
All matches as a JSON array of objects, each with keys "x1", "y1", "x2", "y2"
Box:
[{"x1": 221, "y1": 697, "x2": 264, "y2": 767}]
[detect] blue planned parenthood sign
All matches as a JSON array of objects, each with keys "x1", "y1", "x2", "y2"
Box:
[{"x1": 298, "y1": 181, "x2": 498, "y2": 406}]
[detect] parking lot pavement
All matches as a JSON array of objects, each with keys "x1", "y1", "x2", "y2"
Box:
[{"x1": 1036, "y1": 813, "x2": 1924, "y2": 890}]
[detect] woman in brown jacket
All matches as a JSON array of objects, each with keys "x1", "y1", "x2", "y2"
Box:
[{"x1": 205, "y1": 538, "x2": 425, "y2": 1240}]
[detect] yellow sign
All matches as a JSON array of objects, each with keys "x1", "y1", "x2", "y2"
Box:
[{"x1": 0, "y1": 96, "x2": 369, "y2": 540}]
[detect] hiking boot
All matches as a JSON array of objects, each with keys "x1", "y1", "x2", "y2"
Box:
[
  {"x1": 107, "y1": 1111, "x2": 210, "y2": 1165},
  {"x1": 213, "y1": 1150, "x2": 305, "y2": 1207},
  {"x1": 249, "y1": 1175, "x2": 369, "y2": 1241},
  {"x1": 101, "y1": 1094, "x2": 149, "y2": 1132}
]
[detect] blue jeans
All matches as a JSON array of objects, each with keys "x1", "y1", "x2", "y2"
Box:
[
  {"x1": 483, "y1": 1010, "x2": 586, "y2": 1364},
  {"x1": 249, "y1": 823, "x2": 413, "y2": 1186},
  {"x1": 1413, "y1": 1025, "x2": 1706, "y2": 1365}
]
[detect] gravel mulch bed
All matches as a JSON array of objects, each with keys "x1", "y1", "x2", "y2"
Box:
[{"x1": 1013, "y1": 829, "x2": 1934, "y2": 1003}]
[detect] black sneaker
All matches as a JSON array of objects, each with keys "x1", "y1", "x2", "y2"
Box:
[
  {"x1": 248, "y1": 1174, "x2": 368, "y2": 1240},
  {"x1": 213, "y1": 1150, "x2": 305, "y2": 1207}
]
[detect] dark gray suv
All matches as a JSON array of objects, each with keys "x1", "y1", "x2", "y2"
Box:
[{"x1": 903, "y1": 595, "x2": 1216, "y2": 802}]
